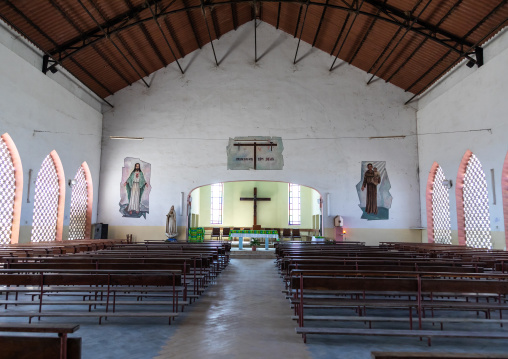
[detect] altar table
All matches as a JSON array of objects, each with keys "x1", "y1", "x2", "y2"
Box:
[{"x1": 229, "y1": 230, "x2": 279, "y2": 250}]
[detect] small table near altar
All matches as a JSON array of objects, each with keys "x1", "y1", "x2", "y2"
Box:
[{"x1": 229, "y1": 230, "x2": 279, "y2": 250}]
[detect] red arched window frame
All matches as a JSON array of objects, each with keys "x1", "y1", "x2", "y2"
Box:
[
  {"x1": 1, "y1": 133, "x2": 23, "y2": 244},
  {"x1": 455, "y1": 150, "x2": 473, "y2": 246},
  {"x1": 426, "y1": 162, "x2": 439, "y2": 243},
  {"x1": 82, "y1": 162, "x2": 93, "y2": 239},
  {"x1": 502, "y1": 151, "x2": 508, "y2": 249}
]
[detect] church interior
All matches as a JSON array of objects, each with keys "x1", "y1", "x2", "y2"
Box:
[{"x1": 0, "y1": 0, "x2": 508, "y2": 358}]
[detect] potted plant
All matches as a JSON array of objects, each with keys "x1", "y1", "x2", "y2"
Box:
[{"x1": 250, "y1": 238, "x2": 262, "y2": 251}]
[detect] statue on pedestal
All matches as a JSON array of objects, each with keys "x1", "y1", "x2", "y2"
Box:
[{"x1": 166, "y1": 205, "x2": 178, "y2": 238}]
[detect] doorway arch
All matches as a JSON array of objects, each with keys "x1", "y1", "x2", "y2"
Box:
[{"x1": 186, "y1": 180, "x2": 323, "y2": 240}]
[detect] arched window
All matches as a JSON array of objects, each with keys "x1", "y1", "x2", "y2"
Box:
[
  {"x1": 502, "y1": 151, "x2": 508, "y2": 249},
  {"x1": 456, "y1": 151, "x2": 491, "y2": 249},
  {"x1": 0, "y1": 133, "x2": 23, "y2": 245},
  {"x1": 69, "y1": 162, "x2": 93, "y2": 240},
  {"x1": 426, "y1": 162, "x2": 451, "y2": 244},
  {"x1": 31, "y1": 151, "x2": 65, "y2": 242}
]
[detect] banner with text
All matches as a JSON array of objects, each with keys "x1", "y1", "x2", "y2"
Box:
[{"x1": 227, "y1": 136, "x2": 284, "y2": 170}]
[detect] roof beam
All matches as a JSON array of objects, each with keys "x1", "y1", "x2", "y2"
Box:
[
  {"x1": 404, "y1": 1, "x2": 507, "y2": 102},
  {"x1": 182, "y1": 0, "x2": 203, "y2": 49},
  {"x1": 231, "y1": 1, "x2": 238, "y2": 30},
  {"x1": 49, "y1": 0, "x2": 131, "y2": 86},
  {"x1": 200, "y1": 0, "x2": 219, "y2": 66},
  {"x1": 312, "y1": 0, "x2": 328, "y2": 47},
  {"x1": 330, "y1": 0, "x2": 365, "y2": 70},
  {"x1": 163, "y1": 17, "x2": 185, "y2": 58},
  {"x1": 293, "y1": 0, "x2": 310, "y2": 64},
  {"x1": 367, "y1": 0, "x2": 434, "y2": 84},
  {"x1": 294, "y1": 4, "x2": 303, "y2": 38},
  {"x1": 330, "y1": 10, "x2": 351, "y2": 56},
  {"x1": 347, "y1": 0, "x2": 386, "y2": 64},
  {"x1": 276, "y1": 2, "x2": 281, "y2": 29},
  {"x1": 145, "y1": 0, "x2": 184, "y2": 74},
  {"x1": 385, "y1": 0, "x2": 463, "y2": 83},
  {"x1": 43, "y1": 0, "x2": 480, "y2": 66},
  {"x1": 123, "y1": 0, "x2": 166, "y2": 68},
  {"x1": 210, "y1": 7, "x2": 221, "y2": 39},
  {"x1": 2, "y1": 0, "x2": 115, "y2": 102},
  {"x1": 77, "y1": 0, "x2": 150, "y2": 87}
]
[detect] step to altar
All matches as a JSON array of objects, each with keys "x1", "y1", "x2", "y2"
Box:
[{"x1": 229, "y1": 248, "x2": 276, "y2": 259}]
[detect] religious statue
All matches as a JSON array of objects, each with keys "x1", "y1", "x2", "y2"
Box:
[
  {"x1": 361, "y1": 163, "x2": 379, "y2": 215},
  {"x1": 124, "y1": 163, "x2": 147, "y2": 215},
  {"x1": 166, "y1": 205, "x2": 178, "y2": 238}
]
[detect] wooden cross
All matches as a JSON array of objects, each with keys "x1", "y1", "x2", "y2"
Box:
[
  {"x1": 239, "y1": 187, "x2": 271, "y2": 226},
  {"x1": 234, "y1": 141, "x2": 277, "y2": 170}
]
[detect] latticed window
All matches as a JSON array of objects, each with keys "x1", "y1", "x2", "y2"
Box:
[
  {"x1": 69, "y1": 166, "x2": 88, "y2": 240},
  {"x1": 289, "y1": 183, "x2": 301, "y2": 225},
  {"x1": 431, "y1": 166, "x2": 452, "y2": 244},
  {"x1": 0, "y1": 138, "x2": 16, "y2": 245},
  {"x1": 31, "y1": 155, "x2": 60, "y2": 242},
  {"x1": 463, "y1": 154, "x2": 491, "y2": 249},
  {"x1": 210, "y1": 183, "x2": 223, "y2": 224}
]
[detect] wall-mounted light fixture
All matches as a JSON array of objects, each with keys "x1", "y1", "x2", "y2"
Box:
[
  {"x1": 109, "y1": 136, "x2": 144, "y2": 141},
  {"x1": 442, "y1": 179, "x2": 453, "y2": 189},
  {"x1": 68, "y1": 179, "x2": 77, "y2": 187}
]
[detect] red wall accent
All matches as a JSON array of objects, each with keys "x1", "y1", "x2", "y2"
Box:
[
  {"x1": 426, "y1": 162, "x2": 439, "y2": 243},
  {"x1": 1, "y1": 133, "x2": 23, "y2": 244},
  {"x1": 81, "y1": 162, "x2": 93, "y2": 240},
  {"x1": 502, "y1": 151, "x2": 508, "y2": 249},
  {"x1": 455, "y1": 150, "x2": 473, "y2": 246},
  {"x1": 49, "y1": 150, "x2": 66, "y2": 242}
]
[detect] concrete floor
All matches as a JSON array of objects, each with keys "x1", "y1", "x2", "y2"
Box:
[{"x1": 4, "y1": 258, "x2": 508, "y2": 358}]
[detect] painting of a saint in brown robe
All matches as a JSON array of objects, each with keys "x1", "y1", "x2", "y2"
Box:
[
  {"x1": 356, "y1": 161, "x2": 392, "y2": 220},
  {"x1": 361, "y1": 163, "x2": 380, "y2": 214}
]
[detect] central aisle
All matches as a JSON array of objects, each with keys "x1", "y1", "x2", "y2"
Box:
[{"x1": 155, "y1": 258, "x2": 312, "y2": 359}]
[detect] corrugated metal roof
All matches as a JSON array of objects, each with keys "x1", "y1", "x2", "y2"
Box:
[{"x1": 0, "y1": 0, "x2": 506, "y2": 102}]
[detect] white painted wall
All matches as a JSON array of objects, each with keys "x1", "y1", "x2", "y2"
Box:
[
  {"x1": 0, "y1": 22, "x2": 103, "y2": 242},
  {"x1": 417, "y1": 28, "x2": 508, "y2": 249},
  {"x1": 99, "y1": 22, "x2": 421, "y2": 242}
]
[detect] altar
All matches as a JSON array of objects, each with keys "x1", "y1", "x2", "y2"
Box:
[{"x1": 229, "y1": 230, "x2": 279, "y2": 250}]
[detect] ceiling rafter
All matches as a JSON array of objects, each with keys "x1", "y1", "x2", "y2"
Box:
[
  {"x1": 42, "y1": 0, "x2": 480, "y2": 67},
  {"x1": 385, "y1": 0, "x2": 463, "y2": 84},
  {"x1": 231, "y1": 1, "x2": 239, "y2": 29},
  {"x1": 405, "y1": 1, "x2": 508, "y2": 103},
  {"x1": 312, "y1": 0, "x2": 329, "y2": 47},
  {"x1": 2, "y1": 0, "x2": 115, "y2": 101},
  {"x1": 48, "y1": 0, "x2": 132, "y2": 86},
  {"x1": 330, "y1": 0, "x2": 366, "y2": 70},
  {"x1": 145, "y1": 0, "x2": 184, "y2": 73},
  {"x1": 182, "y1": 0, "x2": 203, "y2": 49},
  {"x1": 200, "y1": 0, "x2": 220, "y2": 66},
  {"x1": 123, "y1": 0, "x2": 167, "y2": 67},
  {"x1": 347, "y1": 0, "x2": 386, "y2": 64},
  {"x1": 367, "y1": 0, "x2": 435, "y2": 84},
  {"x1": 76, "y1": 0, "x2": 150, "y2": 87},
  {"x1": 163, "y1": 17, "x2": 185, "y2": 58}
]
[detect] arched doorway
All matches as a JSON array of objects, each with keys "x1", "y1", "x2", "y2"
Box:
[{"x1": 187, "y1": 181, "x2": 323, "y2": 241}]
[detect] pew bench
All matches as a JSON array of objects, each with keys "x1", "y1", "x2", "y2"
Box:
[
  {"x1": 295, "y1": 327, "x2": 508, "y2": 345},
  {"x1": 371, "y1": 352, "x2": 508, "y2": 359},
  {"x1": 0, "y1": 310, "x2": 179, "y2": 325},
  {"x1": 0, "y1": 322, "x2": 80, "y2": 359},
  {"x1": 291, "y1": 315, "x2": 508, "y2": 330}
]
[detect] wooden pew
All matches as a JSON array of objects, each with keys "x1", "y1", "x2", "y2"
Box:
[{"x1": 0, "y1": 323, "x2": 80, "y2": 359}]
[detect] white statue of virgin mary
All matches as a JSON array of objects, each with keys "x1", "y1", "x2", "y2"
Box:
[{"x1": 166, "y1": 205, "x2": 178, "y2": 238}]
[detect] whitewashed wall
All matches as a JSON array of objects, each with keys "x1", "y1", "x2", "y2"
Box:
[
  {"x1": 417, "y1": 28, "x2": 508, "y2": 249},
  {"x1": 0, "y1": 23, "x2": 103, "y2": 242},
  {"x1": 99, "y1": 22, "x2": 421, "y2": 243}
]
